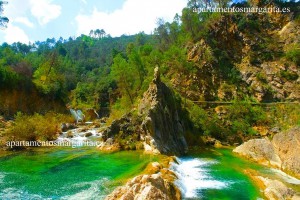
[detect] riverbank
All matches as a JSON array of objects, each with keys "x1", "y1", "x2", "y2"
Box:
[{"x1": 234, "y1": 126, "x2": 300, "y2": 200}]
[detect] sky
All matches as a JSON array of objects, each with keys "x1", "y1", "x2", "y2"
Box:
[{"x1": 0, "y1": 0, "x2": 188, "y2": 44}]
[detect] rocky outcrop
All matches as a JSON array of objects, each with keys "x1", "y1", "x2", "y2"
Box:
[
  {"x1": 105, "y1": 161, "x2": 181, "y2": 200},
  {"x1": 138, "y1": 67, "x2": 188, "y2": 155},
  {"x1": 272, "y1": 127, "x2": 300, "y2": 178},
  {"x1": 105, "y1": 173, "x2": 180, "y2": 200},
  {"x1": 233, "y1": 138, "x2": 282, "y2": 168},
  {"x1": 99, "y1": 67, "x2": 188, "y2": 155},
  {"x1": 234, "y1": 126, "x2": 300, "y2": 179}
]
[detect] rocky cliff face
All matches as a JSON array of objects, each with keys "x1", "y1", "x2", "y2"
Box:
[
  {"x1": 171, "y1": 12, "x2": 299, "y2": 102},
  {"x1": 234, "y1": 126, "x2": 300, "y2": 179},
  {"x1": 100, "y1": 67, "x2": 188, "y2": 155},
  {"x1": 138, "y1": 67, "x2": 188, "y2": 155}
]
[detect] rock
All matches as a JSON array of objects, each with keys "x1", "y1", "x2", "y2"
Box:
[
  {"x1": 214, "y1": 140, "x2": 223, "y2": 148},
  {"x1": 234, "y1": 126, "x2": 300, "y2": 179},
  {"x1": 138, "y1": 67, "x2": 188, "y2": 155},
  {"x1": 270, "y1": 127, "x2": 280, "y2": 134},
  {"x1": 253, "y1": 126, "x2": 269, "y2": 136},
  {"x1": 272, "y1": 127, "x2": 300, "y2": 179},
  {"x1": 105, "y1": 169, "x2": 181, "y2": 200},
  {"x1": 257, "y1": 176, "x2": 297, "y2": 200},
  {"x1": 85, "y1": 132, "x2": 93, "y2": 137},
  {"x1": 61, "y1": 123, "x2": 77, "y2": 132},
  {"x1": 202, "y1": 136, "x2": 223, "y2": 148},
  {"x1": 66, "y1": 131, "x2": 73, "y2": 138},
  {"x1": 102, "y1": 114, "x2": 136, "y2": 140},
  {"x1": 233, "y1": 138, "x2": 282, "y2": 168},
  {"x1": 106, "y1": 138, "x2": 114, "y2": 145},
  {"x1": 85, "y1": 108, "x2": 99, "y2": 120},
  {"x1": 61, "y1": 123, "x2": 68, "y2": 132}
]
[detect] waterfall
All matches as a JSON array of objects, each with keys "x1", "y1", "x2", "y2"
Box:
[
  {"x1": 69, "y1": 109, "x2": 85, "y2": 123},
  {"x1": 171, "y1": 157, "x2": 229, "y2": 198}
]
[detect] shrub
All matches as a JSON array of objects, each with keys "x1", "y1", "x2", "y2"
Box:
[
  {"x1": 5, "y1": 112, "x2": 68, "y2": 141},
  {"x1": 189, "y1": 105, "x2": 208, "y2": 130},
  {"x1": 279, "y1": 70, "x2": 299, "y2": 81},
  {"x1": 285, "y1": 44, "x2": 300, "y2": 66},
  {"x1": 227, "y1": 100, "x2": 270, "y2": 134},
  {"x1": 256, "y1": 72, "x2": 267, "y2": 83}
]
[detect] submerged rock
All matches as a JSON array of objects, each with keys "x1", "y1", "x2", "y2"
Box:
[{"x1": 234, "y1": 126, "x2": 300, "y2": 179}]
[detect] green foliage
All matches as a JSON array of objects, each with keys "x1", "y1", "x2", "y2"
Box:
[
  {"x1": 188, "y1": 104, "x2": 225, "y2": 138},
  {"x1": 0, "y1": 66, "x2": 21, "y2": 88},
  {"x1": 111, "y1": 54, "x2": 137, "y2": 105},
  {"x1": 228, "y1": 100, "x2": 270, "y2": 135},
  {"x1": 256, "y1": 72, "x2": 267, "y2": 83},
  {"x1": 268, "y1": 104, "x2": 300, "y2": 130},
  {"x1": 237, "y1": 17, "x2": 260, "y2": 31},
  {"x1": 5, "y1": 112, "x2": 69, "y2": 141},
  {"x1": 189, "y1": 105, "x2": 208, "y2": 130},
  {"x1": 279, "y1": 70, "x2": 299, "y2": 81},
  {"x1": 285, "y1": 44, "x2": 300, "y2": 66},
  {"x1": 33, "y1": 52, "x2": 66, "y2": 97}
]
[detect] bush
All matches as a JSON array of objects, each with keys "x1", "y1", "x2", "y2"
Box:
[
  {"x1": 189, "y1": 105, "x2": 208, "y2": 130},
  {"x1": 279, "y1": 70, "x2": 299, "y2": 81},
  {"x1": 227, "y1": 100, "x2": 270, "y2": 134},
  {"x1": 5, "y1": 112, "x2": 68, "y2": 141},
  {"x1": 285, "y1": 44, "x2": 300, "y2": 66},
  {"x1": 188, "y1": 104, "x2": 226, "y2": 138},
  {"x1": 256, "y1": 72, "x2": 267, "y2": 83}
]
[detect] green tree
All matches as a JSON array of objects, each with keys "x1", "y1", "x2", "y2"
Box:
[
  {"x1": 111, "y1": 54, "x2": 136, "y2": 104},
  {"x1": 33, "y1": 52, "x2": 65, "y2": 97}
]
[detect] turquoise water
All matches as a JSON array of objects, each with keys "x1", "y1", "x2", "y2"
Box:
[
  {"x1": 1, "y1": 147, "x2": 298, "y2": 199},
  {"x1": 0, "y1": 147, "x2": 159, "y2": 199}
]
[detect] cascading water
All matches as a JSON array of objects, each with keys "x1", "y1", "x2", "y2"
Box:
[
  {"x1": 170, "y1": 149, "x2": 265, "y2": 200},
  {"x1": 171, "y1": 157, "x2": 229, "y2": 199}
]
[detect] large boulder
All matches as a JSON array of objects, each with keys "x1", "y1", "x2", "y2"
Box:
[
  {"x1": 233, "y1": 138, "x2": 282, "y2": 168},
  {"x1": 234, "y1": 126, "x2": 300, "y2": 179},
  {"x1": 138, "y1": 67, "x2": 188, "y2": 155},
  {"x1": 105, "y1": 168, "x2": 181, "y2": 200},
  {"x1": 272, "y1": 127, "x2": 300, "y2": 178}
]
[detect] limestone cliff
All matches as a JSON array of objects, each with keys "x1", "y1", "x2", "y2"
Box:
[
  {"x1": 138, "y1": 67, "x2": 188, "y2": 155},
  {"x1": 171, "y1": 11, "x2": 300, "y2": 102},
  {"x1": 100, "y1": 67, "x2": 188, "y2": 155}
]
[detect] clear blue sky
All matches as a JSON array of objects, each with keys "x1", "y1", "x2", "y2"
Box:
[{"x1": 0, "y1": 0, "x2": 187, "y2": 44}]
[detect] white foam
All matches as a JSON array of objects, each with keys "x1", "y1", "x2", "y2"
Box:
[
  {"x1": 172, "y1": 158, "x2": 228, "y2": 198},
  {"x1": 0, "y1": 172, "x2": 4, "y2": 184},
  {"x1": 56, "y1": 128, "x2": 101, "y2": 146},
  {"x1": 61, "y1": 178, "x2": 108, "y2": 200},
  {"x1": 270, "y1": 168, "x2": 300, "y2": 185},
  {"x1": 0, "y1": 188, "x2": 43, "y2": 200}
]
